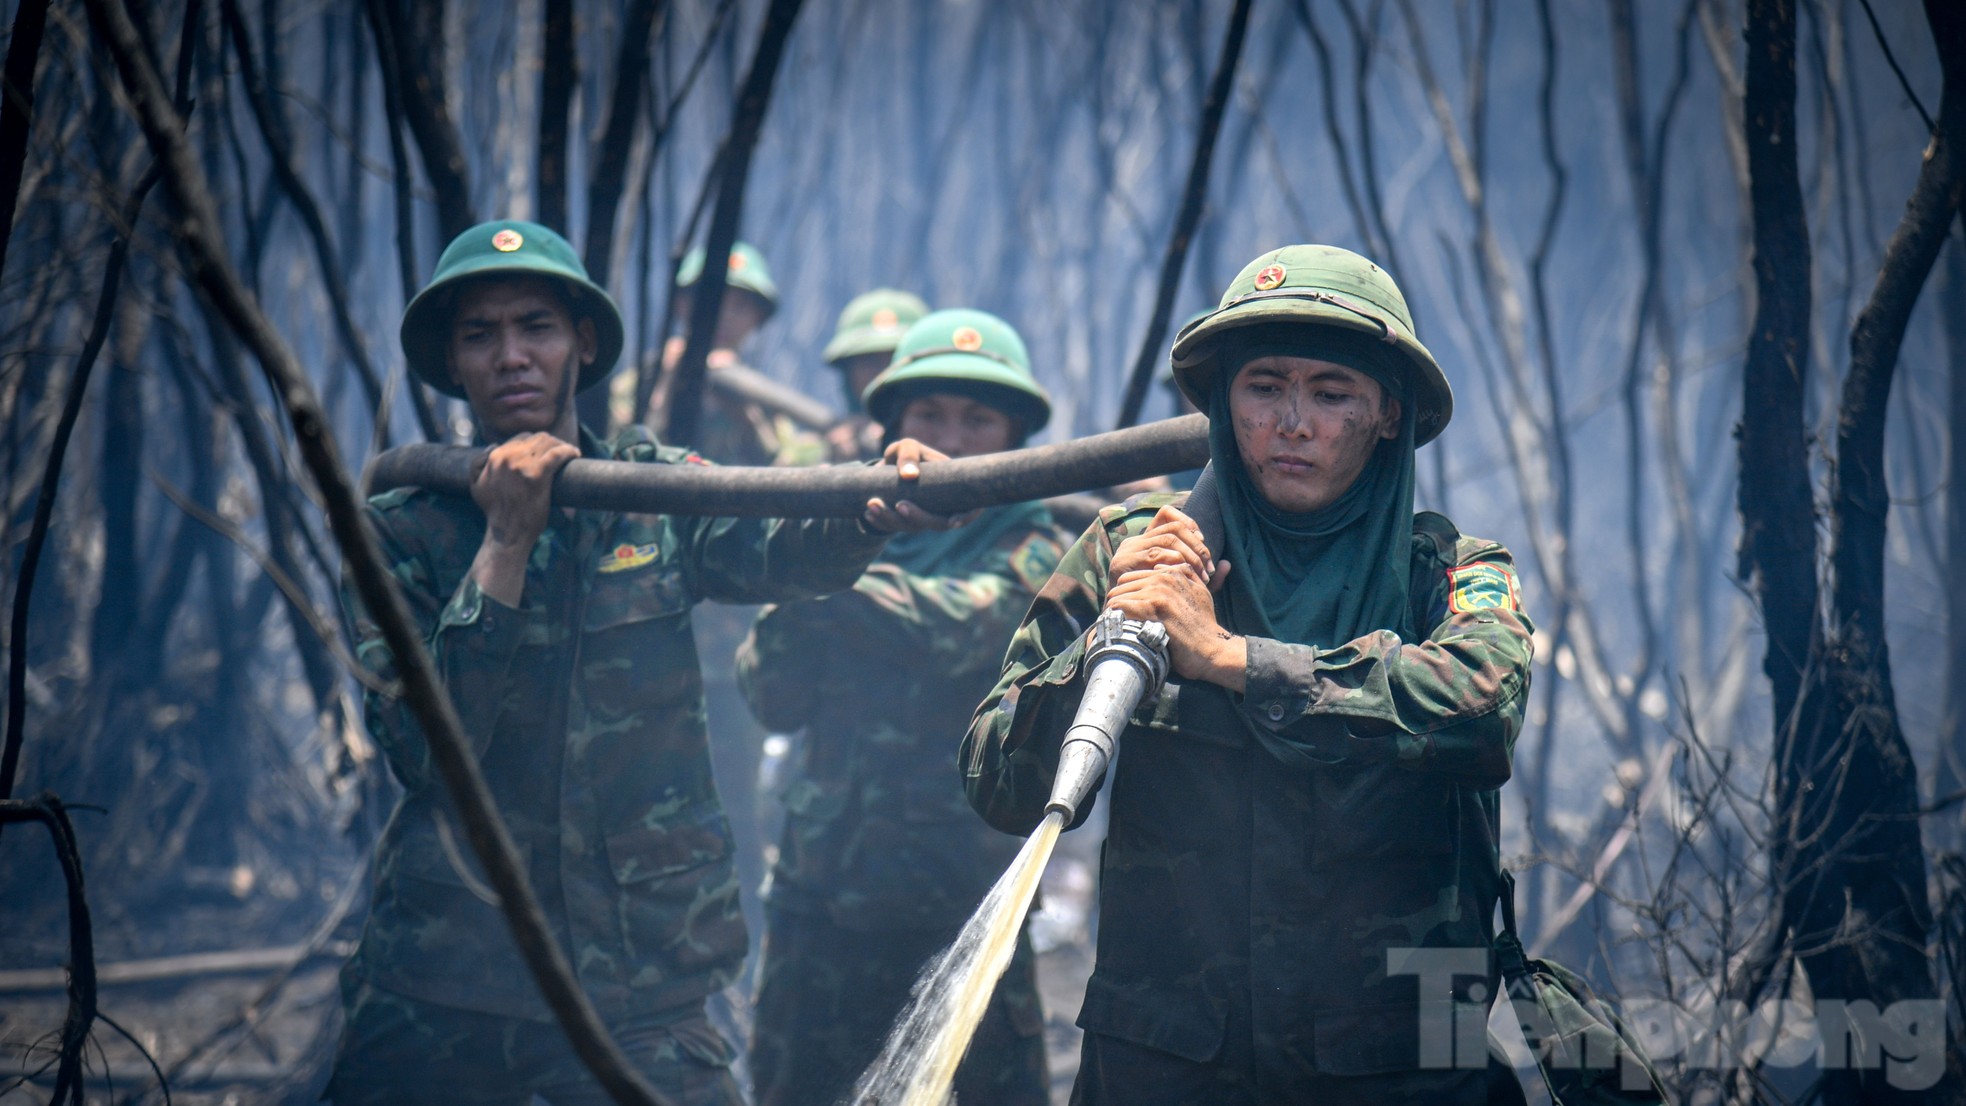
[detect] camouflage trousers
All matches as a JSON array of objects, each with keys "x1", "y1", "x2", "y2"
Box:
[
  {"x1": 749, "y1": 907, "x2": 1049, "y2": 1106},
  {"x1": 1070, "y1": 1020, "x2": 1526, "y2": 1106},
  {"x1": 325, "y1": 980, "x2": 743, "y2": 1106}
]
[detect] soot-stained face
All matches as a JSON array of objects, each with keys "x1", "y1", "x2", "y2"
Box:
[
  {"x1": 1228, "y1": 355, "x2": 1401, "y2": 513},
  {"x1": 446, "y1": 275, "x2": 596, "y2": 442}
]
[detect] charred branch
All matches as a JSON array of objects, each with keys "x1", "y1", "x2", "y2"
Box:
[
  {"x1": 1830, "y1": 0, "x2": 1964, "y2": 670},
  {"x1": 3, "y1": 0, "x2": 199, "y2": 814},
  {"x1": 218, "y1": 0, "x2": 417, "y2": 444},
  {"x1": 0, "y1": 0, "x2": 52, "y2": 284},
  {"x1": 83, "y1": 0, "x2": 680, "y2": 1100},
  {"x1": 536, "y1": 0, "x2": 575, "y2": 232},
  {"x1": 0, "y1": 794, "x2": 98, "y2": 1106},
  {"x1": 1114, "y1": 0, "x2": 1251, "y2": 430},
  {"x1": 1738, "y1": 0, "x2": 1819, "y2": 729},
  {"x1": 362, "y1": 0, "x2": 474, "y2": 242},
  {"x1": 582, "y1": 0, "x2": 666, "y2": 285},
  {"x1": 662, "y1": 0, "x2": 805, "y2": 449}
]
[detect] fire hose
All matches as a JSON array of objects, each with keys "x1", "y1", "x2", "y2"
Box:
[
  {"x1": 1043, "y1": 463, "x2": 1224, "y2": 824},
  {"x1": 365, "y1": 413, "x2": 1209, "y2": 517},
  {"x1": 366, "y1": 413, "x2": 1220, "y2": 828}
]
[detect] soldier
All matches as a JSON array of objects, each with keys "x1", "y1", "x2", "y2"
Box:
[
  {"x1": 737, "y1": 309, "x2": 1060, "y2": 1106},
  {"x1": 811, "y1": 288, "x2": 931, "y2": 462},
  {"x1": 649, "y1": 241, "x2": 789, "y2": 467},
  {"x1": 327, "y1": 220, "x2": 961, "y2": 1105},
  {"x1": 962, "y1": 245, "x2": 1534, "y2": 1104}
]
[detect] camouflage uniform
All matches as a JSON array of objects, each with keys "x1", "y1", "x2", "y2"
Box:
[
  {"x1": 328, "y1": 425, "x2": 890, "y2": 1104},
  {"x1": 961, "y1": 492, "x2": 1534, "y2": 1105},
  {"x1": 735, "y1": 508, "x2": 1065, "y2": 1106}
]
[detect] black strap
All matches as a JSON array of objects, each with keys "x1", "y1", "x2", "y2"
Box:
[
  {"x1": 1498, "y1": 866, "x2": 1521, "y2": 942},
  {"x1": 1493, "y1": 866, "x2": 1533, "y2": 989},
  {"x1": 1495, "y1": 868, "x2": 1556, "y2": 1103}
]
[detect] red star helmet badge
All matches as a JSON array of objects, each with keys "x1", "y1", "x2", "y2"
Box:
[
  {"x1": 952, "y1": 326, "x2": 984, "y2": 352},
  {"x1": 871, "y1": 308, "x2": 900, "y2": 331},
  {"x1": 1253, "y1": 263, "x2": 1287, "y2": 291},
  {"x1": 728, "y1": 252, "x2": 747, "y2": 272},
  {"x1": 491, "y1": 229, "x2": 524, "y2": 252}
]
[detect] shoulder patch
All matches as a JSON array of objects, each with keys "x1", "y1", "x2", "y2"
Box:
[
  {"x1": 1008, "y1": 533, "x2": 1062, "y2": 593},
  {"x1": 1446, "y1": 562, "x2": 1520, "y2": 614}
]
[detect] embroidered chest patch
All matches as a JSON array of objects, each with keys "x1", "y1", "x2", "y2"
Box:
[
  {"x1": 599, "y1": 542, "x2": 659, "y2": 574},
  {"x1": 1446, "y1": 562, "x2": 1520, "y2": 614}
]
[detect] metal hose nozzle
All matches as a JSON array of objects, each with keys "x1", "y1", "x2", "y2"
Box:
[{"x1": 1044, "y1": 609, "x2": 1170, "y2": 824}]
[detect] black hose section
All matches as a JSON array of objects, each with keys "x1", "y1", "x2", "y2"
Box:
[{"x1": 366, "y1": 413, "x2": 1211, "y2": 517}]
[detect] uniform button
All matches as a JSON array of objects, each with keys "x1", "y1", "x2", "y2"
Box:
[
  {"x1": 1267, "y1": 702, "x2": 1286, "y2": 723},
  {"x1": 481, "y1": 614, "x2": 496, "y2": 634}
]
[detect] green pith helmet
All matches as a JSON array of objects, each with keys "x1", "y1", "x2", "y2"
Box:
[
  {"x1": 677, "y1": 241, "x2": 779, "y2": 313},
  {"x1": 863, "y1": 308, "x2": 1052, "y2": 434},
  {"x1": 1170, "y1": 244, "x2": 1453, "y2": 445},
  {"x1": 822, "y1": 289, "x2": 931, "y2": 365},
  {"x1": 401, "y1": 220, "x2": 624, "y2": 398}
]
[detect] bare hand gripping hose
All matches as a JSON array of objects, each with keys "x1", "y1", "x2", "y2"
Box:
[{"x1": 1043, "y1": 463, "x2": 1224, "y2": 823}]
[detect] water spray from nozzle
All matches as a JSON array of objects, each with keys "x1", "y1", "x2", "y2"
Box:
[{"x1": 1043, "y1": 609, "x2": 1170, "y2": 823}]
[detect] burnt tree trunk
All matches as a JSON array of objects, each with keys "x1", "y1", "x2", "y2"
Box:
[
  {"x1": 1940, "y1": 225, "x2": 1966, "y2": 813},
  {"x1": 576, "y1": 0, "x2": 665, "y2": 435},
  {"x1": 1742, "y1": 1, "x2": 1965, "y2": 1101},
  {"x1": 664, "y1": 0, "x2": 805, "y2": 449},
  {"x1": 536, "y1": 0, "x2": 575, "y2": 232}
]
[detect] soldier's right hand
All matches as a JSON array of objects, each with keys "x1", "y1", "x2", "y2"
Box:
[
  {"x1": 471, "y1": 432, "x2": 580, "y2": 552},
  {"x1": 1109, "y1": 505, "x2": 1222, "y2": 587}
]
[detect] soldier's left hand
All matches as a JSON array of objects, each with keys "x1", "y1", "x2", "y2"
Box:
[
  {"x1": 1106, "y1": 562, "x2": 1245, "y2": 687},
  {"x1": 863, "y1": 438, "x2": 983, "y2": 532}
]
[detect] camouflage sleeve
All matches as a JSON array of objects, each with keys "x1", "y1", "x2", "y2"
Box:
[
  {"x1": 733, "y1": 604, "x2": 818, "y2": 733},
  {"x1": 342, "y1": 501, "x2": 530, "y2": 793},
  {"x1": 677, "y1": 469, "x2": 891, "y2": 605},
  {"x1": 737, "y1": 527, "x2": 1065, "y2": 733},
  {"x1": 961, "y1": 519, "x2": 1118, "y2": 836},
  {"x1": 1239, "y1": 542, "x2": 1533, "y2": 787}
]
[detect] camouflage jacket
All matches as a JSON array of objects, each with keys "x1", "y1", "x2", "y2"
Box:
[
  {"x1": 961, "y1": 493, "x2": 1534, "y2": 1078},
  {"x1": 344, "y1": 426, "x2": 890, "y2": 1021},
  {"x1": 735, "y1": 507, "x2": 1064, "y2": 931}
]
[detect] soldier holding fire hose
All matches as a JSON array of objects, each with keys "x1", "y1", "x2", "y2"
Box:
[{"x1": 963, "y1": 245, "x2": 1536, "y2": 1105}]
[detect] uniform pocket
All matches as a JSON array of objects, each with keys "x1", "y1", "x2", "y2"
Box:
[
  {"x1": 605, "y1": 804, "x2": 733, "y2": 883},
  {"x1": 1076, "y1": 974, "x2": 1227, "y2": 1063},
  {"x1": 583, "y1": 566, "x2": 696, "y2": 719},
  {"x1": 605, "y1": 805, "x2": 746, "y2": 974}
]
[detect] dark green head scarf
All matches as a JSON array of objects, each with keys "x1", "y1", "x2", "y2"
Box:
[{"x1": 1208, "y1": 325, "x2": 1418, "y2": 657}]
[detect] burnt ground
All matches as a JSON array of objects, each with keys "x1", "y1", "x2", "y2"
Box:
[{"x1": 0, "y1": 849, "x2": 1103, "y2": 1106}]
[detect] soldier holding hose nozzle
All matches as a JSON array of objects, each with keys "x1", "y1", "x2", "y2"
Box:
[{"x1": 963, "y1": 245, "x2": 1537, "y2": 1106}]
